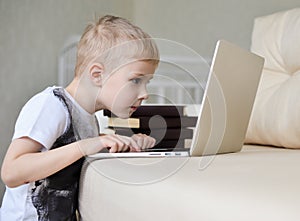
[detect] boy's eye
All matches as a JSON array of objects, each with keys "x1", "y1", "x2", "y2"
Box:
[{"x1": 132, "y1": 78, "x2": 142, "y2": 84}]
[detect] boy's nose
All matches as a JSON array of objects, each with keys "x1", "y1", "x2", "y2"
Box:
[{"x1": 138, "y1": 88, "x2": 149, "y2": 100}]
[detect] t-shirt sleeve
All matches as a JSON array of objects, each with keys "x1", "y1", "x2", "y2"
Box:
[{"x1": 13, "y1": 92, "x2": 68, "y2": 150}]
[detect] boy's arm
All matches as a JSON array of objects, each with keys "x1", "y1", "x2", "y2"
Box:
[
  {"x1": 1, "y1": 137, "x2": 83, "y2": 188},
  {"x1": 1, "y1": 134, "x2": 144, "y2": 188}
]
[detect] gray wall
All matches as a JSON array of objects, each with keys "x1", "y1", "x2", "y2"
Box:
[
  {"x1": 1, "y1": 0, "x2": 300, "y2": 203},
  {"x1": 134, "y1": 0, "x2": 300, "y2": 58}
]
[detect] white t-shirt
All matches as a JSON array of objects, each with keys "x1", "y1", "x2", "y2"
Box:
[{"x1": 0, "y1": 86, "x2": 99, "y2": 221}]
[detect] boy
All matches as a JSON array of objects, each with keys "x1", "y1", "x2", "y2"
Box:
[{"x1": 0, "y1": 15, "x2": 159, "y2": 220}]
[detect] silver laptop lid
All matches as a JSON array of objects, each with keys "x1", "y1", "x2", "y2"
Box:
[{"x1": 190, "y1": 40, "x2": 264, "y2": 156}]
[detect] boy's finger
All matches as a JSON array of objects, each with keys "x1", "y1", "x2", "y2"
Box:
[
  {"x1": 150, "y1": 137, "x2": 156, "y2": 148},
  {"x1": 109, "y1": 142, "x2": 118, "y2": 153},
  {"x1": 119, "y1": 135, "x2": 140, "y2": 151},
  {"x1": 105, "y1": 136, "x2": 126, "y2": 153},
  {"x1": 112, "y1": 135, "x2": 139, "y2": 152},
  {"x1": 135, "y1": 136, "x2": 144, "y2": 149},
  {"x1": 129, "y1": 138, "x2": 140, "y2": 151},
  {"x1": 108, "y1": 135, "x2": 127, "y2": 151}
]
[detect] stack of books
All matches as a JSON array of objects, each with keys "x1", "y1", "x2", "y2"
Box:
[{"x1": 103, "y1": 105, "x2": 198, "y2": 150}]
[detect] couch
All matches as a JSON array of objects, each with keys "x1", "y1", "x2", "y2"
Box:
[{"x1": 78, "y1": 8, "x2": 300, "y2": 221}]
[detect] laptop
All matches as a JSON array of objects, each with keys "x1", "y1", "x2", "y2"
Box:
[{"x1": 88, "y1": 40, "x2": 264, "y2": 159}]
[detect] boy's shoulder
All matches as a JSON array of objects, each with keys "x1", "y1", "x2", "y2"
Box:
[
  {"x1": 23, "y1": 86, "x2": 67, "y2": 115},
  {"x1": 29, "y1": 86, "x2": 67, "y2": 102},
  {"x1": 13, "y1": 86, "x2": 70, "y2": 148},
  {"x1": 33, "y1": 86, "x2": 62, "y2": 99}
]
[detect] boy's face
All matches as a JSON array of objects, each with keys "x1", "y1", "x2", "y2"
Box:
[{"x1": 98, "y1": 60, "x2": 156, "y2": 118}]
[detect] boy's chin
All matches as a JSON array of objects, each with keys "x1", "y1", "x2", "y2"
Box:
[
  {"x1": 117, "y1": 115, "x2": 130, "y2": 119},
  {"x1": 114, "y1": 111, "x2": 131, "y2": 119}
]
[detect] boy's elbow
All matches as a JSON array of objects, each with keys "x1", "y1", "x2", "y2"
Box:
[
  {"x1": 1, "y1": 173, "x2": 11, "y2": 188},
  {"x1": 1, "y1": 170, "x2": 15, "y2": 188},
  {"x1": 1, "y1": 166, "x2": 24, "y2": 188}
]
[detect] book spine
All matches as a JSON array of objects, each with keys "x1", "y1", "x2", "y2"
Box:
[
  {"x1": 139, "y1": 116, "x2": 197, "y2": 129},
  {"x1": 103, "y1": 105, "x2": 186, "y2": 117},
  {"x1": 107, "y1": 116, "x2": 198, "y2": 129}
]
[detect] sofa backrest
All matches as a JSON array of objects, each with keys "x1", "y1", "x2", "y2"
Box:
[{"x1": 246, "y1": 8, "x2": 300, "y2": 148}]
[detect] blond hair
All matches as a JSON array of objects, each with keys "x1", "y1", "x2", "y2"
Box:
[{"x1": 75, "y1": 15, "x2": 159, "y2": 76}]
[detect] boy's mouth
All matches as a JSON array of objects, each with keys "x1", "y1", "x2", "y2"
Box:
[{"x1": 130, "y1": 106, "x2": 138, "y2": 111}]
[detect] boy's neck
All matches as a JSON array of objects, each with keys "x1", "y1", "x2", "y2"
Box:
[{"x1": 65, "y1": 78, "x2": 99, "y2": 114}]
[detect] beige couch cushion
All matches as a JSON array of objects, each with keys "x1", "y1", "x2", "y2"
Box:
[
  {"x1": 79, "y1": 145, "x2": 300, "y2": 221},
  {"x1": 245, "y1": 8, "x2": 300, "y2": 148}
]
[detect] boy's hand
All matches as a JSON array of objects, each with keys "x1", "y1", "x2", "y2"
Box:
[
  {"x1": 79, "y1": 134, "x2": 156, "y2": 155},
  {"x1": 105, "y1": 134, "x2": 141, "y2": 153},
  {"x1": 131, "y1": 133, "x2": 156, "y2": 150}
]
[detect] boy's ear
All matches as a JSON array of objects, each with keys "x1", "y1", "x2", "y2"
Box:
[{"x1": 89, "y1": 63, "x2": 104, "y2": 86}]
